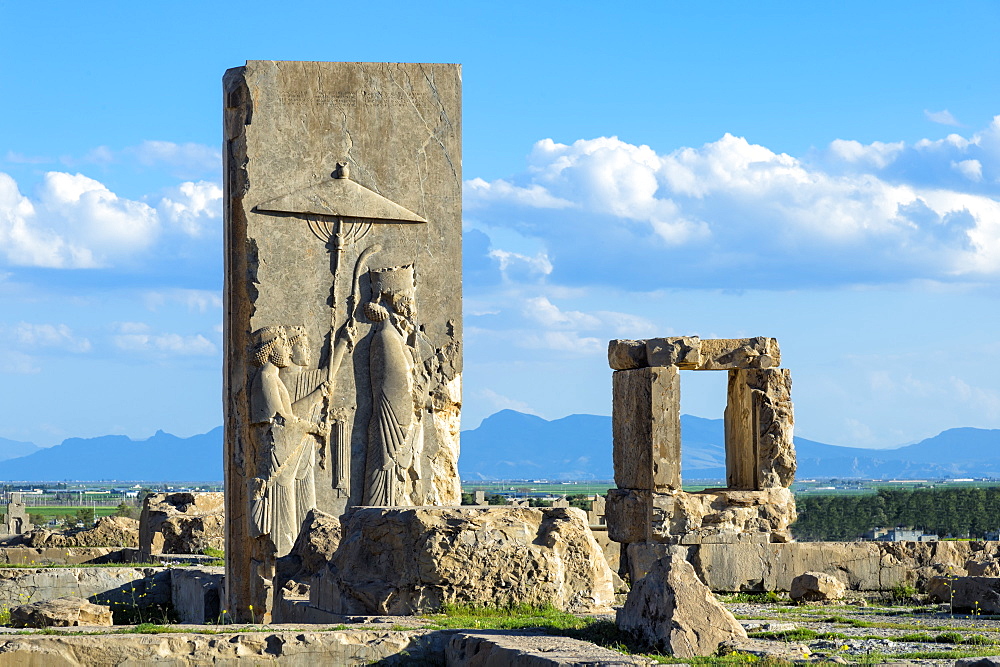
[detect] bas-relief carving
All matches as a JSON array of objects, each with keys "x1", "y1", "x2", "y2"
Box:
[{"x1": 363, "y1": 264, "x2": 434, "y2": 506}]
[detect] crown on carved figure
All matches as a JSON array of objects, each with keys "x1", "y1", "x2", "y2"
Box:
[{"x1": 370, "y1": 264, "x2": 415, "y2": 296}]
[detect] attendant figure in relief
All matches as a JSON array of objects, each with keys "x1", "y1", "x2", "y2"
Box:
[{"x1": 247, "y1": 326, "x2": 329, "y2": 556}]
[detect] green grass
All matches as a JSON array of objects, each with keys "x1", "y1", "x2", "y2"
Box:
[
  {"x1": 720, "y1": 592, "x2": 784, "y2": 604},
  {"x1": 424, "y1": 602, "x2": 591, "y2": 631}
]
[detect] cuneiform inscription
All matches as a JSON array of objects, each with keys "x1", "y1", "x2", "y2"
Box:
[{"x1": 275, "y1": 90, "x2": 432, "y2": 109}]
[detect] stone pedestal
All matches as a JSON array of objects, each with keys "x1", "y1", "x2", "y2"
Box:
[{"x1": 224, "y1": 61, "x2": 462, "y2": 621}]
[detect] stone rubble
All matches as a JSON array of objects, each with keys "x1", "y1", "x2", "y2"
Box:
[
  {"x1": 789, "y1": 571, "x2": 847, "y2": 602},
  {"x1": 9, "y1": 596, "x2": 113, "y2": 628},
  {"x1": 26, "y1": 516, "x2": 139, "y2": 548},
  {"x1": 139, "y1": 492, "x2": 224, "y2": 559},
  {"x1": 616, "y1": 547, "x2": 747, "y2": 658},
  {"x1": 311, "y1": 506, "x2": 615, "y2": 616}
]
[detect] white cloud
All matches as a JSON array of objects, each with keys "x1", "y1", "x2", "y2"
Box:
[
  {"x1": 523, "y1": 296, "x2": 601, "y2": 329},
  {"x1": 0, "y1": 170, "x2": 220, "y2": 269},
  {"x1": 465, "y1": 118, "x2": 1000, "y2": 289},
  {"x1": 143, "y1": 289, "x2": 223, "y2": 313},
  {"x1": 0, "y1": 171, "x2": 160, "y2": 268},
  {"x1": 112, "y1": 322, "x2": 216, "y2": 355},
  {"x1": 158, "y1": 181, "x2": 222, "y2": 236},
  {"x1": 78, "y1": 141, "x2": 220, "y2": 176},
  {"x1": 925, "y1": 109, "x2": 962, "y2": 126},
  {"x1": 952, "y1": 159, "x2": 983, "y2": 182},
  {"x1": 0, "y1": 351, "x2": 40, "y2": 375},
  {"x1": 11, "y1": 323, "x2": 91, "y2": 353}
]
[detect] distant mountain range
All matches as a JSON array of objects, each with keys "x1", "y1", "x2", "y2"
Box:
[
  {"x1": 2, "y1": 411, "x2": 999, "y2": 482},
  {"x1": 0, "y1": 429, "x2": 223, "y2": 481},
  {"x1": 458, "y1": 410, "x2": 1000, "y2": 481}
]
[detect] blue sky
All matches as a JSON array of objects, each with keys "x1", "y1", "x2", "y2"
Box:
[{"x1": 1, "y1": 2, "x2": 998, "y2": 449}]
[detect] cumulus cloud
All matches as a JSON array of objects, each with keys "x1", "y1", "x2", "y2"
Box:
[
  {"x1": 464, "y1": 118, "x2": 1000, "y2": 289},
  {"x1": 158, "y1": 181, "x2": 222, "y2": 236},
  {"x1": 0, "y1": 171, "x2": 221, "y2": 269},
  {"x1": 112, "y1": 322, "x2": 216, "y2": 356}
]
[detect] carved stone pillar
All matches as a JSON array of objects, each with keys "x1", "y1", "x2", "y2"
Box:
[{"x1": 224, "y1": 61, "x2": 462, "y2": 621}]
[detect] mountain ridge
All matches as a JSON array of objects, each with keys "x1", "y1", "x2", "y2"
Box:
[{"x1": 2, "y1": 412, "x2": 999, "y2": 481}]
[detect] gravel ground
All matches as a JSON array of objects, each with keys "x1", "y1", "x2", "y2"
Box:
[{"x1": 723, "y1": 599, "x2": 1000, "y2": 664}]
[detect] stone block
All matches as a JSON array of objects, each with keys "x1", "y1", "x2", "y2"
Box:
[
  {"x1": 606, "y1": 488, "x2": 651, "y2": 544},
  {"x1": 644, "y1": 336, "x2": 701, "y2": 369},
  {"x1": 224, "y1": 60, "x2": 463, "y2": 621},
  {"x1": 607, "y1": 336, "x2": 780, "y2": 371},
  {"x1": 608, "y1": 339, "x2": 649, "y2": 370},
  {"x1": 139, "y1": 492, "x2": 224, "y2": 559},
  {"x1": 649, "y1": 488, "x2": 795, "y2": 545},
  {"x1": 447, "y1": 630, "x2": 649, "y2": 665},
  {"x1": 171, "y1": 567, "x2": 224, "y2": 624},
  {"x1": 927, "y1": 575, "x2": 1000, "y2": 613},
  {"x1": 0, "y1": 628, "x2": 451, "y2": 665},
  {"x1": 789, "y1": 571, "x2": 847, "y2": 602},
  {"x1": 27, "y1": 516, "x2": 138, "y2": 548},
  {"x1": 0, "y1": 567, "x2": 171, "y2": 609},
  {"x1": 725, "y1": 368, "x2": 795, "y2": 489},
  {"x1": 698, "y1": 337, "x2": 780, "y2": 370},
  {"x1": 613, "y1": 367, "x2": 681, "y2": 491},
  {"x1": 617, "y1": 546, "x2": 747, "y2": 657},
  {"x1": 311, "y1": 506, "x2": 614, "y2": 615},
  {"x1": 10, "y1": 597, "x2": 113, "y2": 628}
]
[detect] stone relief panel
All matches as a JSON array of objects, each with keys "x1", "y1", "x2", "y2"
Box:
[{"x1": 225, "y1": 61, "x2": 462, "y2": 621}]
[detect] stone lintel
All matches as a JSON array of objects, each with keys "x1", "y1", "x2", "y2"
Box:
[
  {"x1": 609, "y1": 336, "x2": 780, "y2": 370},
  {"x1": 612, "y1": 367, "x2": 681, "y2": 491}
]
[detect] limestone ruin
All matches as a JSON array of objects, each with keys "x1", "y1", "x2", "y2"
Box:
[
  {"x1": 606, "y1": 336, "x2": 797, "y2": 582},
  {"x1": 2, "y1": 493, "x2": 32, "y2": 536},
  {"x1": 224, "y1": 61, "x2": 463, "y2": 620}
]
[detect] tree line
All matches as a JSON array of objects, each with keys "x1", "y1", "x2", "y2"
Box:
[{"x1": 793, "y1": 486, "x2": 1000, "y2": 541}]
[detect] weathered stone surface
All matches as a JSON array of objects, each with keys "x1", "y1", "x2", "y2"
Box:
[
  {"x1": 649, "y1": 488, "x2": 796, "y2": 545},
  {"x1": 9, "y1": 596, "x2": 112, "y2": 628},
  {"x1": 607, "y1": 337, "x2": 780, "y2": 371},
  {"x1": 224, "y1": 60, "x2": 462, "y2": 622},
  {"x1": 26, "y1": 516, "x2": 139, "y2": 548},
  {"x1": 281, "y1": 508, "x2": 342, "y2": 579},
  {"x1": 606, "y1": 488, "x2": 650, "y2": 544},
  {"x1": 644, "y1": 337, "x2": 701, "y2": 369},
  {"x1": 617, "y1": 547, "x2": 747, "y2": 657},
  {"x1": 956, "y1": 658, "x2": 1000, "y2": 667},
  {"x1": 613, "y1": 367, "x2": 681, "y2": 491},
  {"x1": 608, "y1": 339, "x2": 650, "y2": 370},
  {"x1": 139, "y1": 492, "x2": 224, "y2": 559},
  {"x1": 171, "y1": 567, "x2": 224, "y2": 624},
  {"x1": 627, "y1": 540, "x2": 991, "y2": 592},
  {"x1": 0, "y1": 628, "x2": 449, "y2": 666},
  {"x1": 698, "y1": 337, "x2": 780, "y2": 371},
  {"x1": 0, "y1": 547, "x2": 122, "y2": 565},
  {"x1": 789, "y1": 571, "x2": 847, "y2": 602},
  {"x1": 967, "y1": 558, "x2": 1000, "y2": 576},
  {"x1": 724, "y1": 368, "x2": 795, "y2": 490},
  {"x1": 312, "y1": 507, "x2": 614, "y2": 615},
  {"x1": 447, "y1": 630, "x2": 651, "y2": 665},
  {"x1": 927, "y1": 575, "x2": 1000, "y2": 613},
  {"x1": 1, "y1": 493, "x2": 32, "y2": 535},
  {"x1": 0, "y1": 567, "x2": 170, "y2": 609}
]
